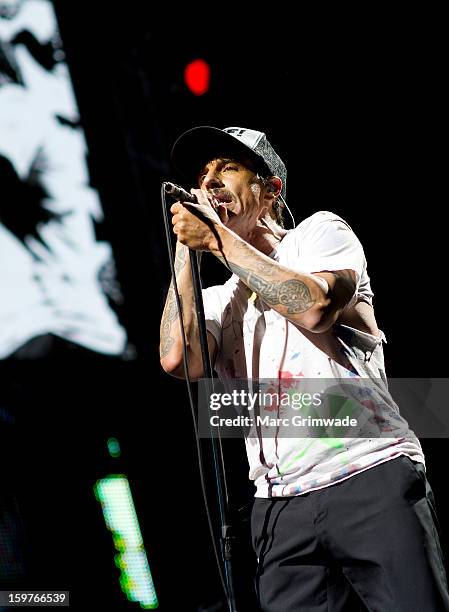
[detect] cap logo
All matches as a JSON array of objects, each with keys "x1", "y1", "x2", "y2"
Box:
[
  {"x1": 224, "y1": 127, "x2": 264, "y2": 150},
  {"x1": 225, "y1": 128, "x2": 247, "y2": 137}
]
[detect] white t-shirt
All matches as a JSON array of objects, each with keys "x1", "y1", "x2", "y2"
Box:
[{"x1": 203, "y1": 211, "x2": 424, "y2": 498}]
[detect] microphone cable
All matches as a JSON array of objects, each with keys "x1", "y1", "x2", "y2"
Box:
[{"x1": 160, "y1": 184, "x2": 233, "y2": 610}]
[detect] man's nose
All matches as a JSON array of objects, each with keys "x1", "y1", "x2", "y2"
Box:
[{"x1": 202, "y1": 171, "x2": 223, "y2": 190}]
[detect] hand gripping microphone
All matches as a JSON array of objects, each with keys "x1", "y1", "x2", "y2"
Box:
[{"x1": 163, "y1": 182, "x2": 197, "y2": 203}]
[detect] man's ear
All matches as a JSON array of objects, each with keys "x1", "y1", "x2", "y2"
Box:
[{"x1": 265, "y1": 176, "x2": 282, "y2": 198}]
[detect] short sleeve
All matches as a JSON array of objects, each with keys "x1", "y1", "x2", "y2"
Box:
[
  {"x1": 275, "y1": 211, "x2": 374, "y2": 307},
  {"x1": 297, "y1": 212, "x2": 365, "y2": 281}
]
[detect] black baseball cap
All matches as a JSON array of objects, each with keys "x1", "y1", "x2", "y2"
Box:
[{"x1": 171, "y1": 126, "x2": 287, "y2": 201}]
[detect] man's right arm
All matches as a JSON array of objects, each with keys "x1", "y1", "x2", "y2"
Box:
[{"x1": 159, "y1": 242, "x2": 217, "y2": 379}]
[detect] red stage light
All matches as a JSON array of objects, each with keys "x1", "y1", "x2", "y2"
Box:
[{"x1": 184, "y1": 59, "x2": 210, "y2": 96}]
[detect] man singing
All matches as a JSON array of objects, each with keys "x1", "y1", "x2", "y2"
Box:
[{"x1": 160, "y1": 126, "x2": 449, "y2": 611}]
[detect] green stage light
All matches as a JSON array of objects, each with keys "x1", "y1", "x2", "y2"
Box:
[
  {"x1": 94, "y1": 475, "x2": 158, "y2": 609},
  {"x1": 107, "y1": 437, "x2": 121, "y2": 458}
]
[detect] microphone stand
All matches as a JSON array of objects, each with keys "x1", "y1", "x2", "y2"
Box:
[{"x1": 163, "y1": 183, "x2": 237, "y2": 612}]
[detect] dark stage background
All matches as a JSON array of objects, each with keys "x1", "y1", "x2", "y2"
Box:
[{"x1": 1, "y1": 4, "x2": 446, "y2": 611}]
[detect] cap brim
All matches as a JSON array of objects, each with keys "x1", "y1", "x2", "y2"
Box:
[{"x1": 170, "y1": 126, "x2": 271, "y2": 187}]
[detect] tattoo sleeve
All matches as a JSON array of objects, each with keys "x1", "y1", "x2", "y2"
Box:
[
  {"x1": 159, "y1": 246, "x2": 188, "y2": 358},
  {"x1": 219, "y1": 258, "x2": 316, "y2": 315},
  {"x1": 160, "y1": 286, "x2": 180, "y2": 358}
]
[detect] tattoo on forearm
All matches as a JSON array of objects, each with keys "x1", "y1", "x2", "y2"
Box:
[
  {"x1": 219, "y1": 258, "x2": 315, "y2": 314},
  {"x1": 160, "y1": 285, "x2": 180, "y2": 358},
  {"x1": 174, "y1": 245, "x2": 187, "y2": 273},
  {"x1": 160, "y1": 246, "x2": 189, "y2": 358},
  {"x1": 160, "y1": 246, "x2": 196, "y2": 359}
]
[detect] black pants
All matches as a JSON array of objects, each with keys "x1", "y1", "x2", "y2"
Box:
[{"x1": 251, "y1": 456, "x2": 449, "y2": 611}]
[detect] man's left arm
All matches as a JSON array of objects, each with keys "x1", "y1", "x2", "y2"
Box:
[
  {"x1": 209, "y1": 228, "x2": 356, "y2": 333},
  {"x1": 172, "y1": 196, "x2": 358, "y2": 334}
]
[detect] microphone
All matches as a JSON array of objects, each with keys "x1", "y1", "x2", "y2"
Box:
[{"x1": 164, "y1": 182, "x2": 197, "y2": 203}]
